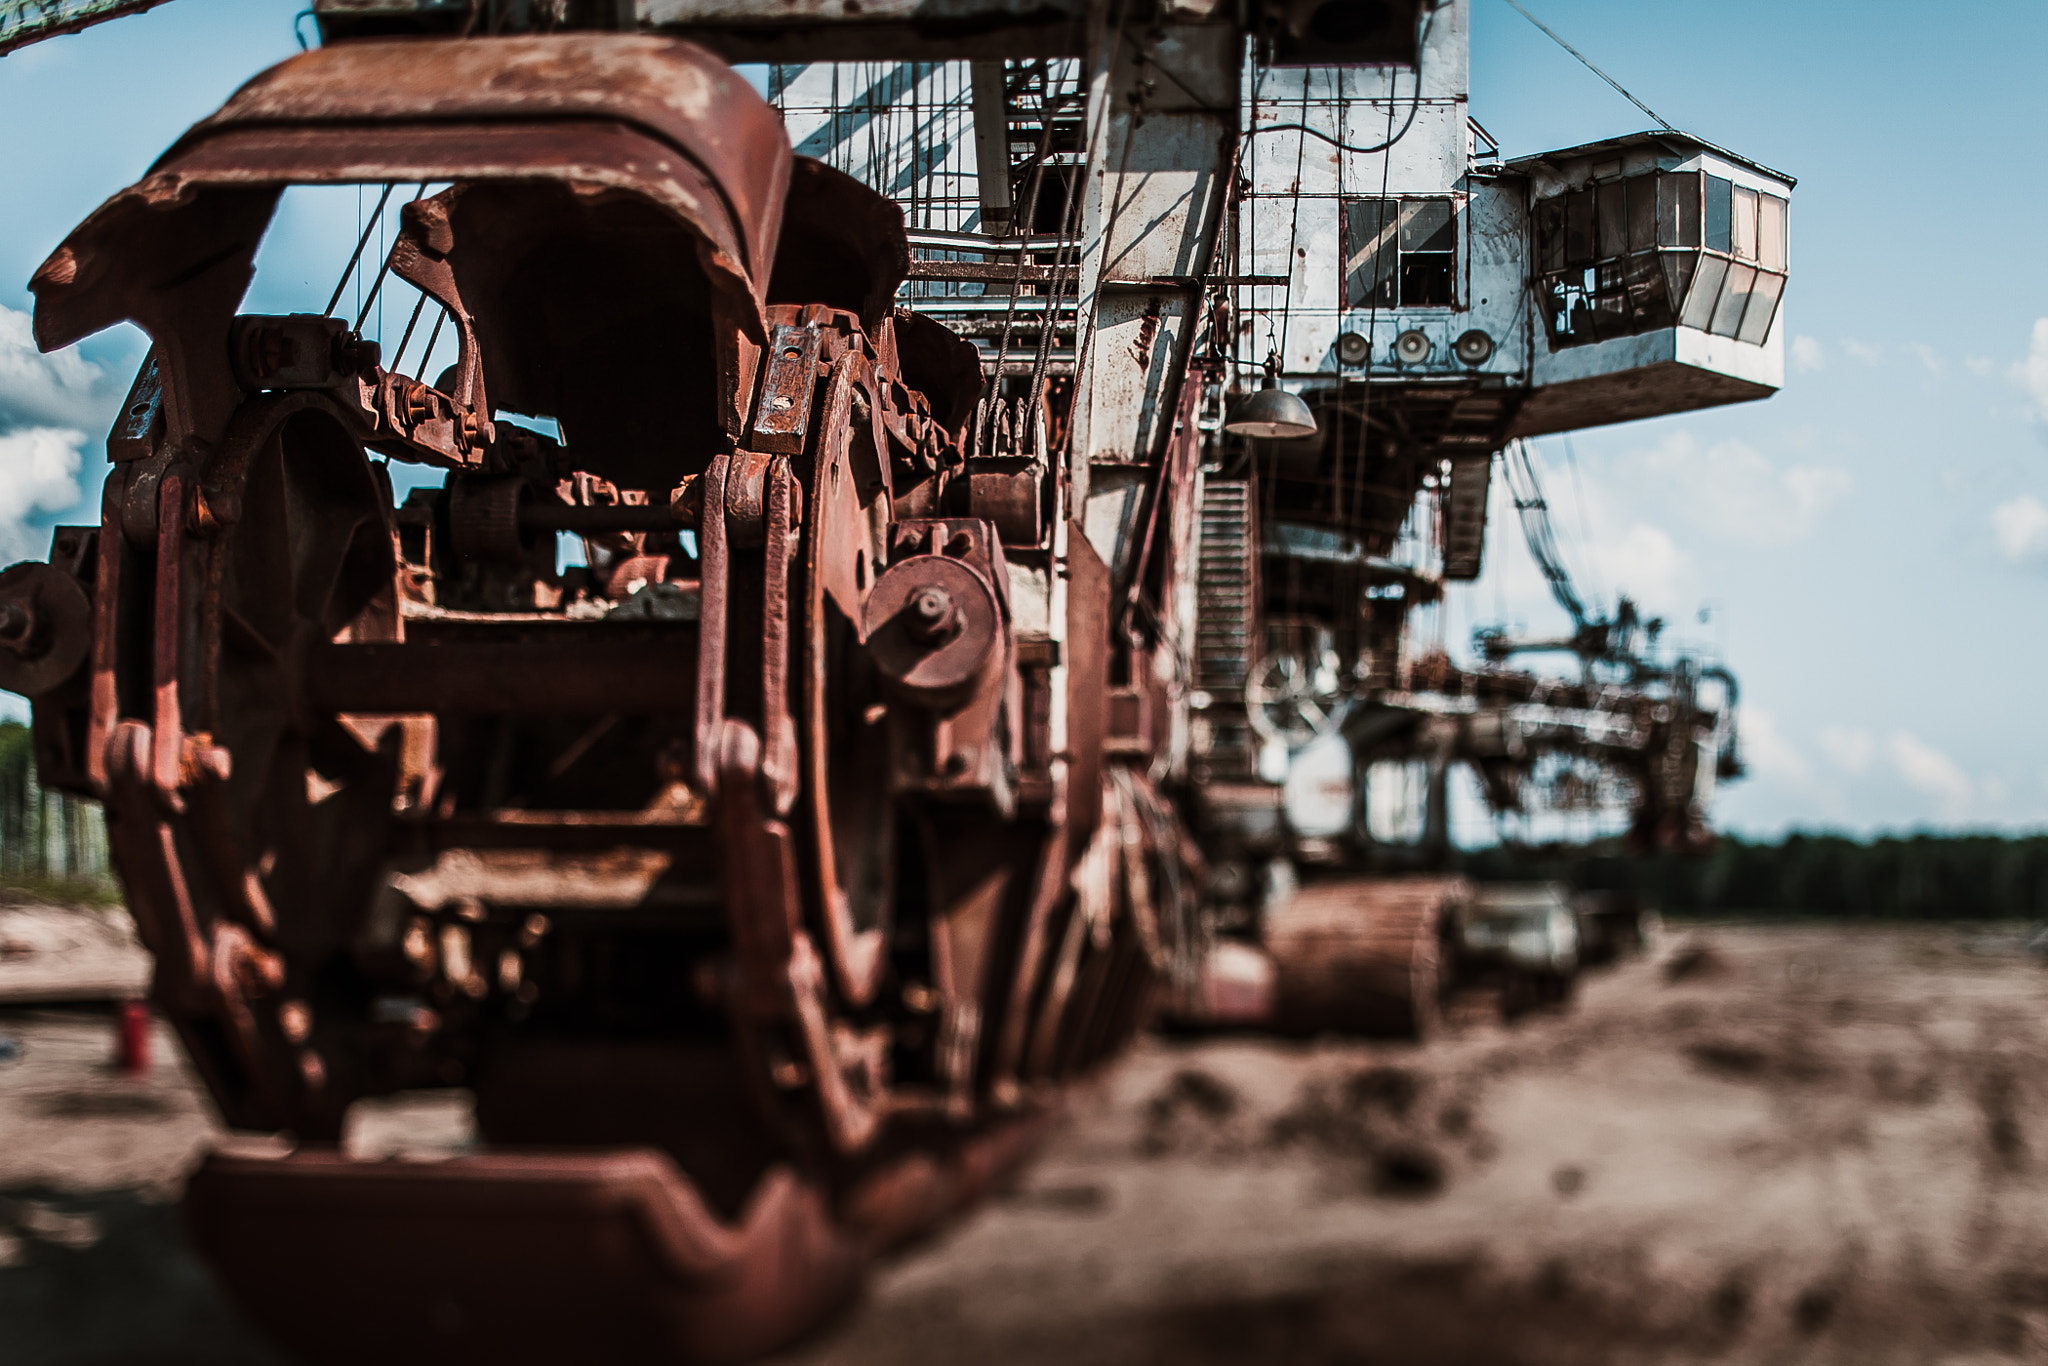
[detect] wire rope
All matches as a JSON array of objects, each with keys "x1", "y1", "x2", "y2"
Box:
[
  {"x1": 1498, "y1": 0, "x2": 1673, "y2": 131},
  {"x1": 324, "y1": 182, "x2": 395, "y2": 320},
  {"x1": 354, "y1": 183, "x2": 428, "y2": 334},
  {"x1": 980, "y1": 66, "x2": 1069, "y2": 456}
]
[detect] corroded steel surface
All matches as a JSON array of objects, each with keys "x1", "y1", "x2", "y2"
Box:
[
  {"x1": 9, "y1": 30, "x2": 1192, "y2": 1364},
  {"x1": 1262, "y1": 876, "x2": 1469, "y2": 1040}
]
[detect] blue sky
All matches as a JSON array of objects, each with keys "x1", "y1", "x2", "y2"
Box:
[
  {"x1": 1459, "y1": 1, "x2": 2048, "y2": 835},
  {"x1": 0, "y1": 0, "x2": 2040, "y2": 836}
]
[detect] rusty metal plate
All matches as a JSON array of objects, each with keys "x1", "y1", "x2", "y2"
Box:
[
  {"x1": 186, "y1": 1147, "x2": 862, "y2": 1366},
  {"x1": 750, "y1": 323, "x2": 823, "y2": 454}
]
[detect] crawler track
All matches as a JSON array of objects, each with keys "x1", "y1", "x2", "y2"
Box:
[{"x1": 1263, "y1": 876, "x2": 1470, "y2": 1039}]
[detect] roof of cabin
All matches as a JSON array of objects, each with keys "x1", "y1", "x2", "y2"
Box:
[{"x1": 1505, "y1": 129, "x2": 1795, "y2": 189}]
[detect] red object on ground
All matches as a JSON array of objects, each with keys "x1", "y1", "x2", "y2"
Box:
[{"x1": 116, "y1": 999, "x2": 151, "y2": 1076}]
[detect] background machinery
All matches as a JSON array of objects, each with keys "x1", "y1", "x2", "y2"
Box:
[{"x1": 1179, "y1": 3, "x2": 1786, "y2": 1035}]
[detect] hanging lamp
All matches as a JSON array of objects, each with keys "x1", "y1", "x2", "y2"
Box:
[{"x1": 1224, "y1": 353, "x2": 1317, "y2": 440}]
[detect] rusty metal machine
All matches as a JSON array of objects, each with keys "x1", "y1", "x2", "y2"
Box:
[{"x1": 0, "y1": 0, "x2": 1446, "y2": 1360}]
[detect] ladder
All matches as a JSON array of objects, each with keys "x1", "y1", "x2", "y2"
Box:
[{"x1": 1194, "y1": 477, "x2": 1260, "y2": 779}]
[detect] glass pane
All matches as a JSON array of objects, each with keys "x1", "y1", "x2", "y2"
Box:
[
  {"x1": 1709, "y1": 261, "x2": 1759, "y2": 338},
  {"x1": 1736, "y1": 270, "x2": 1786, "y2": 344},
  {"x1": 1566, "y1": 266, "x2": 1599, "y2": 343},
  {"x1": 1545, "y1": 268, "x2": 1599, "y2": 347},
  {"x1": 1680, "y1": 253, "x2": 1728, "y2": 330},
  {"x1": 1593, "y1": 259, "x2": 1629, "y2": 339},
  {"x1": 1661, "y1": 249, "x2": 1698, "y2": 315},
  {"x1": 1704, "y1": 175, "x2": 1732, "y2": 253},
  {"x1": 1565, "y1": 189, "x2": 1595, "y2": 266},
  {"x1": 1536, "y1": 198, "x2": 1566, "y2": 273},
  {"x1": 1542, "y1": 273, "x2": 1569, "y2": 343},
  {"x1": 1597, "y1": 181, "x2": 1628, "y2": 260},
  {"x1": 1731, "y1": 186, "x2": 1759, "y2": 262},
  {"x1": 1625, "y1": 251, "x2": 1673, "y2": 331},
  {"x1": 1399, "y1": 199, "x2": 1455, "y2": 253},
  {"x1": 1758, "y1": 194, "x2": 1787, "y2": 271},
  {"x1": 1627, "y1": 175, "x2": 1657, "y2": 253},
  {"x1": 1658, "y1": 171, "x2": 1700, "y2": 247},
  {"x1": 1400, "y1": 253, "x2": 1455, "y2": 306},
  {"x1": 1343, "y1": 198, "x2": 1398, "y2": 308}
]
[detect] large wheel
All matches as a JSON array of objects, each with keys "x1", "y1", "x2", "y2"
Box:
[
  {"x1": 1245, "y1": 622, "x2": 1353, "y2": 750},
  {"x1": 168, "y1": 394, "x2": 402, "y2": 1132},
  {"x1": 798, "y1": 358, "x2": 898, "y2": 1009}
]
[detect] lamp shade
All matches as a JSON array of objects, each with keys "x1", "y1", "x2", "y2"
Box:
[{"x1": 1223, "y1": 384, "x2": 1317, "y2": 439}]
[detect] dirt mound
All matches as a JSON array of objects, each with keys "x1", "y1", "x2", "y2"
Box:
[
  {"x1": 1267, "y1": 1062, "x2": 1489, "y2": 1199},
  {"x1": 0, "y1": 903, "x2": 148, "y2": 1005},
  {"x1": 1138, "y1": 1068, "x2": 1246, "y2": 1156},
  {"x1": 1661, "y1": 938, "x2": 1734, "y2": 983}
]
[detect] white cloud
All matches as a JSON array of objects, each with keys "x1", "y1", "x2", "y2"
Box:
[
  {"x1": 1636, "y1": 432, "x2": 1852, "y2": 545},
  {"x1": 1840, "y1": 338, "x2": 1884, "y2": 366},
  {"x1": 1887, "y1": 730, "x2": 1972, "y2": 821},
  {"x1": 1593, "y1": 521, "x2": 1689, "y2": 609},
  {"x1": 1992, "y1": 494, "x2": 2048, "y2": 567},
  {"x1": 1466, "y1": 448, "x2": 1698, "y2": 634},
  {"x1": 0, "y1": 427, "x2": 86, "y2": 564},
  {"x1": 2015, "y1": 318, "x2": 2048, "y2": 424},
  {"x1": 1790, "y1": 335, "x2": 1825, "y2": 372},
  {"x1": 0, "y1": 305, "x2": 104, "y2": 431},
  {"x1": 1966, "y1": 355, "x2": 1996, "y2": 377},
  {"x1": 1911, "y1": 343, "x2": 1945, "y2": 374},
  {"x1": 1738, "y1": 706, "x2": 1810, "y2": 785},
  {"x1": 1817, "y1": 726, "x2": 1875, "y2": 776}
]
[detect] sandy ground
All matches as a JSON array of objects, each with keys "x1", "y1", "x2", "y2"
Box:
[
  {"x1": 0, "y1": 902, "x2": 149, "y2": 1006},
  {"x1": 6, "y1": 921, "x2": 2048, "y2": 1365}
]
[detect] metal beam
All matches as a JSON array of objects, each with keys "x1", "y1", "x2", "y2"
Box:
[{"x1": 0, "y1": 0, "x2": 172, "y2": 55}]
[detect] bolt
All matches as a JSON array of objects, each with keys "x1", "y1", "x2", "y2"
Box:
[
  {"x1": 332, "y1": 332, "x2": 380, "y2": 375},
  {"x1": 0, "y1": 601, "x2": 34, "y2": 652},
  {"x1": 278, "y1": 999, "x2": 313, "y2": 1044},
  {"x1": 907, "y1": 586, "x2": 958, "y2": 644}
]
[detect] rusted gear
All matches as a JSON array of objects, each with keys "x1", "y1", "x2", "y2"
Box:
[
  {"x1": 799, "y1": 351, "x2": 896, "y2": 1010},
  {"x1": 0, "y1": 561, "x2": 91, "y2": 698},
  {"x1": 864, "y1": 555, "x2": 1002, "y2": 710}
]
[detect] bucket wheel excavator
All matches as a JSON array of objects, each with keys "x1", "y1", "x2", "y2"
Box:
[
  {"x1": 0, "y1": 0, "x2": 1439, "y2": 1360},
  {"x1": 1177, "y1": 6, "x2": 1787, "y2": 1037}
]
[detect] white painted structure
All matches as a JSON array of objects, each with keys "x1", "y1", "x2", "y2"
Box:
[{"x1": 1234, "y1": 0, "x2": 1795, "y2": 435}]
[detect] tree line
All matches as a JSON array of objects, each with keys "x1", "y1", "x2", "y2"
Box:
[
  {"x1": 1460, "y1": 832, "x2": 2048, "y2": 921},
  {"x1": 0, "y1": 719, "x2": 111, "y2": 889},
  {"x1": 2, "y1": 710, "x2": 2047, "y2": 919}
]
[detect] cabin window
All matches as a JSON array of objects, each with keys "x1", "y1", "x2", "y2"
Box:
[
  {"x1": 1535, "y1": 169, "x2": 1787, "y2": 348},
  {"x1": 1343, "y1": 197, "x2": 1457, "y2": 308}
]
